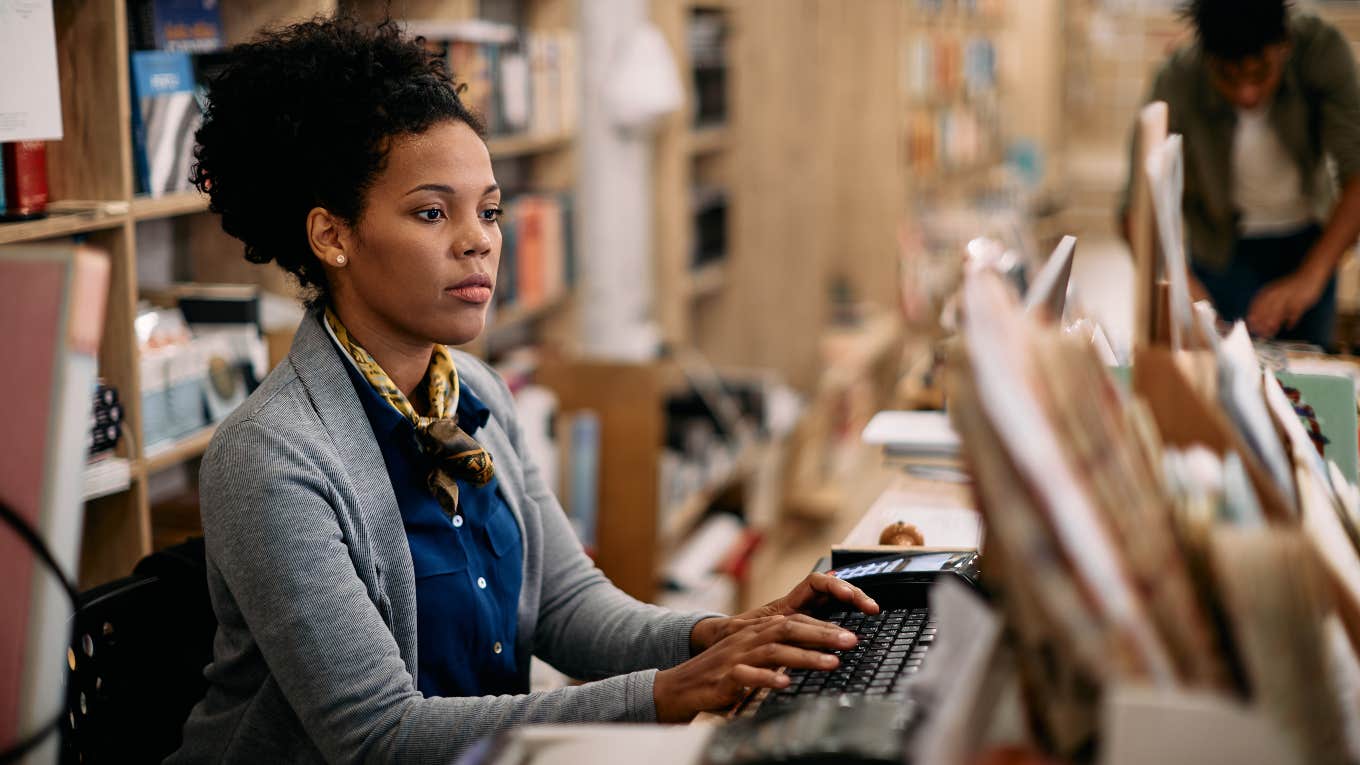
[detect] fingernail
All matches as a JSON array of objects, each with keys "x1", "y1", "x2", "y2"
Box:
[
  {"x1": 838, "y1": 631, "x2": 857, "y2": 646},
  {"x1": 822, "y1": 654, "x2": 839, "y2": 667},
  {"x1": 776, "y1": 674, "x2": 791, "y2": 687}
]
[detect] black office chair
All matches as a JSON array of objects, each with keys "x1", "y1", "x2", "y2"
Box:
[{"x1": 61, "y1": 537, "x2": 217, "y2": 764}]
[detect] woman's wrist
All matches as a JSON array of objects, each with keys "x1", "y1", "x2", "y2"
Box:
[{"x1": 689, "y1": 616, "x2": 732, "y2": 655}]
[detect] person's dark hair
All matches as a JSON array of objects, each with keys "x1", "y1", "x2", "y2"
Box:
[
  {"x1": 1181, "y1": 0, "x2": 1291, "y2": 61},
  {"x1": 191, "y1": 16, "x2": 485, "y2": 307}
]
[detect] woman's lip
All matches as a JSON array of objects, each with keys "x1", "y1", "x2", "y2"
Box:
[
  {"x1": 446, "y1": 285, "x2": 493, "y2": 304},
  {"x1": 452, "y1": 273, "x2": 493, "y2": 289}
]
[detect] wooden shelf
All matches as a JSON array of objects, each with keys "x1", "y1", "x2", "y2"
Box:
[
  {"x1": 658, "y1": 442, "x2": 762, "y2": 551},
  {"x1": 144, "y1": 425, "x2": 218, "y2": 475},
  {"x1": 0, "y1": 210, "x2": 127, "y2": 246},
  {"x1": 486, "y1": 132, "x2": 573, "y2": 159},
  {"x1": 130, "y1": 191, "x2": 210, "y2": 221},
  {"x1": 687, "y1": 261, "x2": 726, "y2": 299},
  {"x1": 687, "y1": 125, "x2": 729, "y2": 155}
]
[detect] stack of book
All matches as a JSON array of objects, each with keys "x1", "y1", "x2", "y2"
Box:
[
  {"x1": 408, "y1": 19, "x2": 578, "y2": 139},
  {"x1": 495, "y1": 191, "x2": 575, "y2": 315},
  {"x1": 126, "y1": 0, "x2": 225, "y2": 197}
]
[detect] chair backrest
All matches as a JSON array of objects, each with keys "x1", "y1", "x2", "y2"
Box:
[{"x1": 61, "y1": 537, "x2": 216, "y2": 763}]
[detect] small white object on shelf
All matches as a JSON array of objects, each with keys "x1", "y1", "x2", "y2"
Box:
[
  {"x1": 861, "y1": 410, "x2": 960, "y2": 458},
  {"x1": 83, "y1": 457, "x2": 131, "y2": 501}
]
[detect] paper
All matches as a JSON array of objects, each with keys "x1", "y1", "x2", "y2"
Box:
[
  {"x1": 1023, "y1": 235, "x2": 1077, "y2": 322},
  {"x1": 1144, "y1": 135, "x2": 1194, "y2": 350},
  {"x1": 0, "y1": 0, "x2": 63, "y2": 141},
  {"x1": 1218, "y1": 324, "x2": 1295, "y2": 508},
  {"x1": 861, "y1": 410, "x2": 960, "y2": 456}
]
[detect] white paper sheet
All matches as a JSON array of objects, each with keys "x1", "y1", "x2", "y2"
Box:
[{"x1": 0, "y1": 0, "x2": 63, "y2": 141}]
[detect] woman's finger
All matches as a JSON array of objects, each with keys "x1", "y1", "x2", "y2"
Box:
[
  {"x1": 804, "y1": 573, "x2": 880, "y2": 614},
  {"x1": 754, "y1": 614, "x2": 857, "y2": 650},
  {"x1": 730, "y1": 664, "x2": 790, "y2": 691},
  {"x1": 743, "y1": 641, "x2": 841, "y2": 672}
]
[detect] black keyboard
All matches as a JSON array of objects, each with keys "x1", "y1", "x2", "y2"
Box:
[{"x1": 742, "y1": 607, "x2": 936, "y2": 719}]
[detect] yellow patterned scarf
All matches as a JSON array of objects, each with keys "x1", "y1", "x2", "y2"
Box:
[{"x1": 326, "y1": 308, "x2": 494, "y2": 517}]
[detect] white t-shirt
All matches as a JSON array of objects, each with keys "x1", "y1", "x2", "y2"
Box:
[{"x1": 1232, "y1": 104, "x2": 1314, "y2": 236}]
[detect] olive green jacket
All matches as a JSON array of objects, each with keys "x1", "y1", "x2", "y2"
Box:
[{"x1": 1119, "y1": 13, "x2": 1360, "y2": 271}]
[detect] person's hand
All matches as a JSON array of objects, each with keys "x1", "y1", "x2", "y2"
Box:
[
  {"x1": 689, "y1": 572, "x2": 879, "y2": 653},
  {"x1": 1247, "y1": 267, "x2": 1328, "y2": 339},
  {"x1": 653, "y1": 614, "x2": 858, "y2": 722}
]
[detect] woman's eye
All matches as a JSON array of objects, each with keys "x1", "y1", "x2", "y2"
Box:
[
  {"x1": 481, "y1": 207, "x2": 505, "y2": 222},
  {"x1": 417, "y1": 208, "x2": 445, "y2": 222}
]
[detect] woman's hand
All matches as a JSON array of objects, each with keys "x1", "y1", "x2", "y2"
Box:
[
  {"x1": 690, "y1": 572, "x2": 879, "y2": 653},
  {"x1": 653, "y1": 614, "x2": 858, "y2": 722}
]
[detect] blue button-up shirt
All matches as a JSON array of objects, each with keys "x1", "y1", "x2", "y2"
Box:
[{"x1": 334, "y1": 341, "x2": 525, "y2": 698}]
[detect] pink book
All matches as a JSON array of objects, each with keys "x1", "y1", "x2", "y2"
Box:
[{"x1": 0, "y1": 245, "x2": 109, "y2": 752}]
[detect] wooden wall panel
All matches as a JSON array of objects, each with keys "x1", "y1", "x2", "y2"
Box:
[
  {"x1": 50, "y1": 0, "x2": 131, "y2": 201},
  {"x1": 695, "y1": 0, "x2": 904, "y2": 389}
]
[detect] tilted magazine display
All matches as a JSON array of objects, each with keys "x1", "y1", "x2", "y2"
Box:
[{"x1": 941, "y1": 101, "x2": 1360, "y2": 762}]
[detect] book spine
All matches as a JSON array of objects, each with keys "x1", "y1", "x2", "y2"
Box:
[
  {"x1": 0, "y1": 149, "x2": 6, "y2": 214},
  {"x1": 1, "y1": 142, "x2": 49, "y2": 218}
]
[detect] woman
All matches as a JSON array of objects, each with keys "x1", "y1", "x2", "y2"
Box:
[{"x1": 171, "y1": 17, "x2": 876, "y2": 763}]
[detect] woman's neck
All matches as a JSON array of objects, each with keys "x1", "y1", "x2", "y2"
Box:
[{"x1": 330, "y1": 304, "x2": 434, "y2": 403}]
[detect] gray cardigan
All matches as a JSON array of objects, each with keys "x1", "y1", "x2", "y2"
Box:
[{"x1": 170, "y1": 313, "x2": 711, "y2": 763}]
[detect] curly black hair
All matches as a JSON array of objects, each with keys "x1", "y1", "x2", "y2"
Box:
[
  {"x1": 191, "y1": 16, "x2": 485, "y2": 306},
  {"x1": 1181, "y1": 0, "x2": 1291, "y2": 61}
]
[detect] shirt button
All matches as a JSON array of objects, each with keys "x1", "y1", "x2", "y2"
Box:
[
  {"x1": 493, "y1": 641, "x2": 503, "y2": 654},
  {"x1": 477, "y1": 576, "x2": 487, "y2": 589},
  {"x1": 452, "y1": 515, "x2": 464, "y2": 528}
]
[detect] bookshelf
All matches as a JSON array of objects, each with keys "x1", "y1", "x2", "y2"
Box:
[
  {"x1": 653, "y1": 0, "x2": 733, "y2": 349},
  {"x1": 0, "y1": 0, "x2": 581, "y2": 589}
]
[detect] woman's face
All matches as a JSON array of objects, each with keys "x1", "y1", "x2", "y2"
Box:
[{"x1": 336, "y1": 120, "x2": 502, "y2": 347}]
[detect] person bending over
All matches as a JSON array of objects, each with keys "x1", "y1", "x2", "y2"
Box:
[
  {"x1": 169, "y1": 17, "x2": 874, "y2": 763},
  {"x1": 1120, "y1": 0, "x2": 1360, "y2": 346}
]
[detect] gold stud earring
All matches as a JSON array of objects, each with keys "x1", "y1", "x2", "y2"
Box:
[{"x1": 335, "y1": 255, "x2": 347, "y2": 266}]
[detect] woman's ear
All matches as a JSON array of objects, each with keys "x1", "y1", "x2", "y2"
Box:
[{"x1": 307, "y1": 207, "x2": 353, "y2": 268}]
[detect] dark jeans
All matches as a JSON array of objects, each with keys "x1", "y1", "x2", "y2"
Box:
[{"x1": 1191, "y1": 223, "x2": 1337, "y2": 348}]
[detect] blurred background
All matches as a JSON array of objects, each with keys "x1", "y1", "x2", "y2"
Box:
[{"x1": 9, "y1": 0, "x2": 1360, "y2": 620}]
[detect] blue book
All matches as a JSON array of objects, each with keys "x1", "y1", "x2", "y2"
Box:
[
  {"x1": 129, "y1": 0, "x2": 223, "y2": 52},
  {"x1": 129, "y1": 51, "x2": 201, "y2": 196},
  {"x1": 0, "y1": 151, "x2": 6, "y2": 214},
  {"x1": 567, "y1": 412, "x2": 601, "y2": 551}
]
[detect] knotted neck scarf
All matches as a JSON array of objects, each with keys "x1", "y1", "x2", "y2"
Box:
[{"x1": 325, "y1": 308, "x2": 495, "y2": 518}]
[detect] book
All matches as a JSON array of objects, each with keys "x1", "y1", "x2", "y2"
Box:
[
  {"x1": 0, "y1": 150, "x2": 6, "y2": 213},
  {"x1": 513, "y1": 195, "x2": 546, "y2": 307},
  {"x1": 0, "y1": 244, "x2": 110, "y2": 758},
  {"x1": 129, "y1": 50, "x2": 202, "y2": 196},
  {"x1": 566, "y1": 411, "x2": 601, "y2": 552},
  {"x1": 1, "y1": 141, "x2": 49, "y2": 220},
  {"x1": 128, "y1": 0, "x2": 224, "y2": 52}
]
